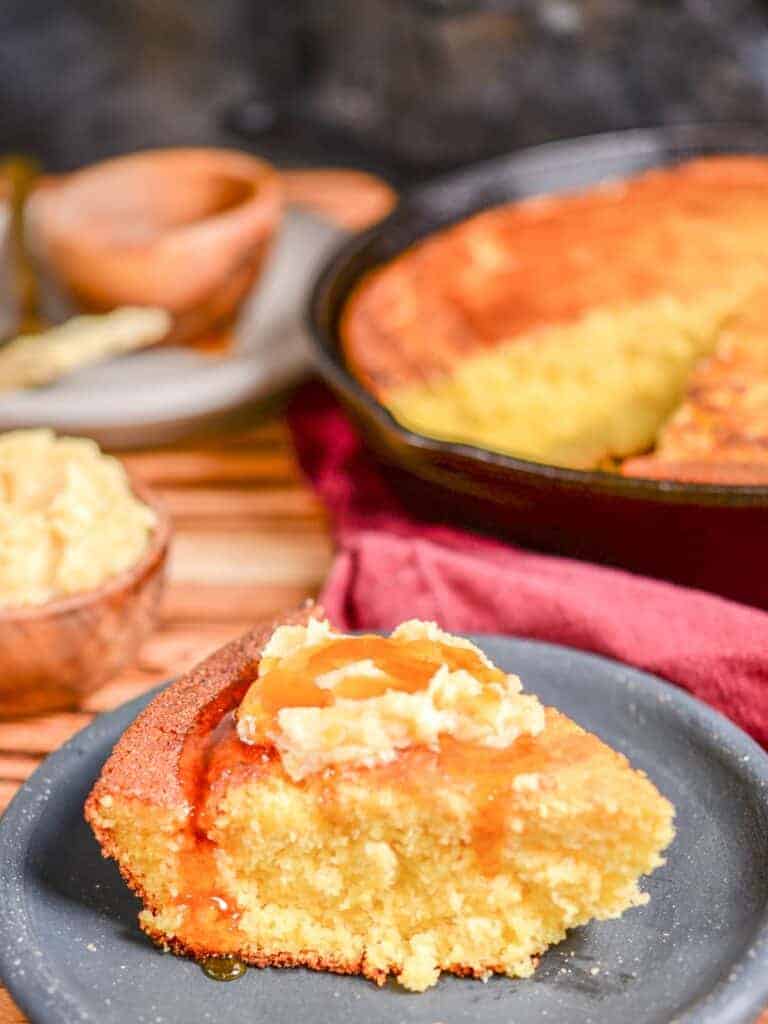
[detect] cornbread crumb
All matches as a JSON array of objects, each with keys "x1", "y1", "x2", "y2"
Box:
[{"x1": 624, "y1": 288, "x2": 768, "y2": 481}]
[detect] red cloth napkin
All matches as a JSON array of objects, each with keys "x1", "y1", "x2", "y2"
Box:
[{"x1": 288, "y1": 382, "x2": 768, "y2": 747}]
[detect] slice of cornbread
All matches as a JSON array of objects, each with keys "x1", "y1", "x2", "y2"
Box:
[{"x1": 86, "y1": 609, "x2": 675, "y2": 992}]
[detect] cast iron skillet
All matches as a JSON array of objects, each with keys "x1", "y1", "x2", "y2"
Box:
[{"x1": 309, "y1": 124, "x2": 768, "y2": 608}]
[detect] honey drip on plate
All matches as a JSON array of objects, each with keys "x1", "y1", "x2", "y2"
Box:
[{"x1": 200, "y1": 956, "x2": 248, "y2": 982}]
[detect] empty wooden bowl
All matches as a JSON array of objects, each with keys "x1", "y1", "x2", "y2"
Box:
[
  {"x1": 25, "y1": 147, "x2": 283, "y2": 344},
  {"x1": 0, "y1": 482, "x2": 171, "y2": 717}
]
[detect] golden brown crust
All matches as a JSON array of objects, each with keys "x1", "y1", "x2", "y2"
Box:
[
  {"x1": 142, "y1": 919, "x2": 533, "y2": 987},
  {"x1": 85, "y1": 604, "x2": 318, "y2": 814},
  {"x1": 621, "y1": 457, "x2": 768, "y2": 484}
]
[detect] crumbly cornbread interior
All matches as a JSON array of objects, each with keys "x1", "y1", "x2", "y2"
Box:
[
  {"x1": 87, "y1": 618, "x2": 675, "y2": 992},
  {"x1": 385, "y1": 287, "x2": 748, "y2": 468},
  {"x1": 623, "y1": 292, "x2": 768, "y2": 481},
  {"x1": 342, "y1": 157, "x2": 768, "y2": 476}
]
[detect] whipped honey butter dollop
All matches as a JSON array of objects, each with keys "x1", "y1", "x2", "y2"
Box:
[
  {"x1": 0, "y1": 429, "x2": 156, "y2": 606},
  {"x1": 236, "y1": 619, "x2": 545, "y2": 781}
]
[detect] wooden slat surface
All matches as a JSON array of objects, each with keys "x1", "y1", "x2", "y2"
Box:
[{"x1": 0, "y1": 411, "x2": 334, "y2": 1022}]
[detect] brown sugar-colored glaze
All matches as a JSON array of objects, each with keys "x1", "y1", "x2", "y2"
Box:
[
  {"x1": 92, "y1": 622, "x2": 594, "y2": 906},
  {"x1": 0, "y1": 481, "x2": 171, "y2": 717},
  {"x1": 368, "y1": 713, "x2": 599, "y2": 878},
  {"x1": 86, "y1": 605, "x2": 403, "y2": 980},
  {"x1": 237, "y1": 632, "x2": 504, "y2": 743}
]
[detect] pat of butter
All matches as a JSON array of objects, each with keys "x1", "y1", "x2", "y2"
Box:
[{"x1": 238, "y1": 620, "x2": 545, "y2": 781}]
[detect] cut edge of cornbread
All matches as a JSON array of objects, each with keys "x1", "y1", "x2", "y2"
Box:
[
  {"x1": 624, "y1": 295, "x2": 768, "y2": 481},
  {"x1": 383, "y1": 286, "x2": 756, "y2": 469},
  {"x1": 91, "y1": 710, "x2": 674, "y2": 992}
]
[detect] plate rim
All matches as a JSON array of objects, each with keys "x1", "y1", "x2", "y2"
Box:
[{"x1": 1, "y1": 635, "x2": 767, "y2": 1024}]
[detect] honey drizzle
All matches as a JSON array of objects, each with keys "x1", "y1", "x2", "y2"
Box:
[
  {"x1": 335, "y1": 721, "x2": 597, "y2": 876},
  {"x1": 175, "y1": 711, "x2": 267, "y2": 954},
  {"x1": 241, "y1": 634, "x2": 505, "y2": 743},
  {"x1": 240, "y1": 633, "x2": 568, "y2": 875}
]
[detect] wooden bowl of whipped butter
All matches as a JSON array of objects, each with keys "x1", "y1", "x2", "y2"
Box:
[{"x1": 0, "y1": 429, "x2": 170, "y2": 716}]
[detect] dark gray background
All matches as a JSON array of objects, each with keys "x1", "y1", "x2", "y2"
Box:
[{"x1": 3, "y1": 1, "x2": 768, "y2": 179}]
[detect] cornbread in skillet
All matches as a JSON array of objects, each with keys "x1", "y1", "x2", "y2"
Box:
[
  {"x1": 342, "y1": 157, "x2": 768, "y2": 475},
  {"x1": 623, "y1": 290, "x2": 768, "y2": 483},
  {"x1": 86, "y1": 610, "x2": 674, "y2": 992}
]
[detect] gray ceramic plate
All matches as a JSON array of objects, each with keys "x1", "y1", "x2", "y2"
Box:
[{"x1": 1, "y1": 637, "x2": 767, "y2": 1024}]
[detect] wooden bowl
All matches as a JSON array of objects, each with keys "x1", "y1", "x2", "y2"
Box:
[
  {"x1": 0, "y1": 482, "x2": 171, "y2": 717},
  {"x1": 25, "y1": 147, "x2": 283, "y2": 344}
]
